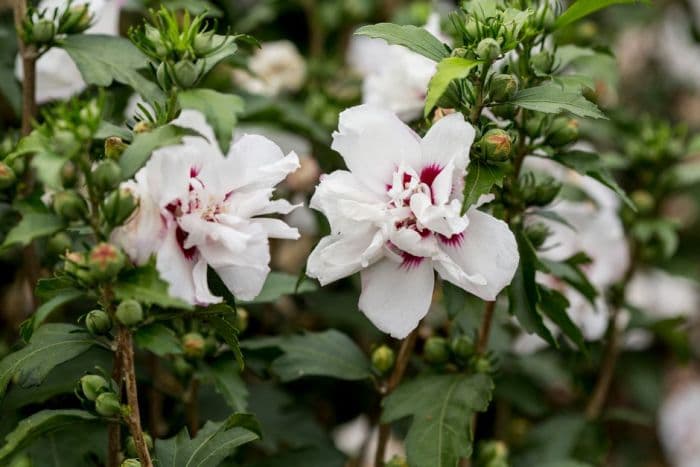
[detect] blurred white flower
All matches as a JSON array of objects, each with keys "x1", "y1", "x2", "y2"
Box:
[
  {"x1": 348, "y1": 14, "x2": 447, "y2": 121},
  {"x1": 306, "y1": 105, "x2": 518, "y2": 338},
  {"x1": 659, "y1": 377, "x2": 700, "y2": 467},
  {"x1": 658, "y1": 3, "x2": 700, "y2": 90},
  {"x1": 112, "y1": 110, "x2": 300, "y2": 305},
  {"x1": 233, "y1": 40, "x2": 306, "y2": 96},
  {"x1": 332, "y1": 415, "x2": 405, "y2": 466},
  {"x1": 15, "y1": 0, "x2": 122, "y2": 104}
]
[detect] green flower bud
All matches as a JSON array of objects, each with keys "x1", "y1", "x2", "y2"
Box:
[
  {"x1": 478, "y1": 440, "x2": 509, "y2": 467},
  {"x1": 53, "y1": 129, "x2": 79, "y2": 155},
  {"x1": 194, "y1": 30, "x2": 215, "y2": 56},
  {"x1": 450, "y1": 336, "x2": 474, "y2": 361},
  {"x1": 204, "y1": 335, "x2": 218, "y2": 356},
  {"x1": 464, "y1": 17, "x2": 479, "y2": 40},
  {"x1": 46, "y1": 232, "x2": 72, "y2": 256},
  {"x1": 423, "y1": 336, "x2": 450, "y2": 364},
  {"x1": 182, "y1": 332, "x2": 206, "y2": 359},
  {"x1": 525, "y1": 222, "x2": 550, "y2": 249},
  {"x1": 524, "y1": 176, "x2": 561, "y2": 207},
  {"x1": 92, "y1": 160, "x2": 122, "y2": 192},
  {"x1": 115, "y1": 300, "x2": 144, "y2": 326},
  {"x1": 10, "y1": 157, "x2": 26, "y2": 177},
  {"x1": 121, "y1": 459, "x2": 141, "y2": 467},
  {"x1": 236, "y1": 307, "x2": 249, "y2": 333},
  {"x1": 53, "y1": 190, "x2": 88, "y2": 221},
  {"x1": 32, "y1": 18, "x2": 55, "y2": 44},
  {"x1": 172, "y1": 60, "x2": 203, "y2": 88},
  {"x1": 80, "y1": 374, "x2": 109, "y2": 401},
  {"x1": 546, "y1": 117, "x2": 579, "y2": 147},
  {"x1": 105, "y1": 136, "x2": 127, "y2": 160},
  {"x1": 144, "y1": 25, "x2": 167, "y2": 57},
  {"x1": 631, "y1": 190, "x2": 654, "y2": 215},
  {"x1": 125, "y1": 433, "x2": 153, "y2": 458},
  {"x1": 476, "y1": 38, "x2": 501, "y2": 61},
  {"x1": 450, "y1": 47, "x2": 469, "y2": 58},
  {"x1": 103, "y1": 188, "x2": 138, "y2": 226},
  {"x1": 385, "y1": 456, "x2": 409, "y2": 467},
  {"x1": 60, "y1": 160, "x2": 78, "y2": 188},
  {"x1": 471, "y1": 355, "x2": 492, "y2": 373},
  {"x1": 95, "y1": 391, "x2": 121, "y2": 417},
  {"x1": 88, "y1": 242, "x2": 125, "y2": 281},
  {"x1": 60, "y1": 4, "x2": 91, "y2": 34},
  {"x1": 481, "y1": 129, "x2": 512, "y2": 162},
  {"x1": 173, "y1": 356, "x2": 193, "y2": 378},
  {"x1": 524, "y1": 113, "x2": 547, "y2": 138},
  {"x1": 86, "y1": 309, "x2": 112, "y2": 335},
  {"x1": 156, "y1": 62, "x2": 170, "y2": 90},
  {"x1": 489, "y1": 74, "x2": 518, "y2": 102},
  {"x1": 0, "y1": 161, "x2": 16, "y2": 189},
  {"x1": 530, "y1": 51, "x2": 554, "y2": 74},
  {"x1": 491, "y1": 104, "x2": 516, "y2": 119},
  {"x1": 64, "y1": 251, "x2": 88, "y2": 280},
  {"x1": 371, "y1": 345, "x2": 395, "y2": 374}
]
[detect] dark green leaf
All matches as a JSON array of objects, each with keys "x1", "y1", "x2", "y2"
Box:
[
  {"x1": 242, "y1": 272, "x2": 318, "y2": 304},
  {"x1": 241, "y1": 97, "x2": 330, "y2": 145},
  {"x1": 201, "y1": 35, "x2": 239, "y2": 75},
  {"x1": 538, "y1": 286, "x2": 586, "y2": 352},
  {"x1": 354, "y1": 23, "x2": 449, "y2": 62},
  {"x1": 178, "y1": 89, "x2": 245, "y2": 154},
  {"x1": 241, "y1": 329, "x2": 372, "y2": 382},
  {"x1": 209, "y1": 314, "x2": 244, "y2": 370},
  {"x1": 539, "y1": 256, "x2": 597, "y2": 306},
  {"x1": 442, "y1": 281, "x2": 467, "y2": 318},
  {"x1": 0, "y1": 324, "x2": 95, "y2": 400},
  {"x1": 510, "y1": 84, "x2": 606, "y2": 119},
  {"x1": 199, "y1": 357, "x2": 248, "y2": 412},
  {"x1": 461, "y1": 161, "x2": 507, "y2": 213},
  {"x1": 119, "y1": 124, "x2": 198, "y2": 179},
  {"x1": 33, "y1": 289, "x2": 83, "y2": 331},
  {"x1": 424, "y1": 57, "x2": 479, "y2": 116},
  {"x1": 134, "y1": 323, "x2": 183, "y2": 356},
  {"x1": 382, "y1": 374, "x2": 493, "y2": 467},
  {"x1": 1, "y1": 213, "x2": 65, "y2": 249},
  {"x1": 555, "y1": 0, "x2": 647, "y2": 29},
  {"x1": 114, "y1": 263, "x2": 193, "y2": 310}
]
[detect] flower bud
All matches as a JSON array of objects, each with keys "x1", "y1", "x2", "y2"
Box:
[
  {"x1": 478, "y1": 440, "x2": 509, "y2": 467},
  {"x1": 491, "y1": 104, "x2": 516, "y2": 119},
  {"x1": 60, "y1": 4, "x2": 92, "y2": 34},
  {"x1": 371, "y1": 345, "x2": 395, "y2": 374},
  {"x1": 121, "y1": 460, "x2": 141, "y2": 467},
  {"x1": 471, "y1": 355, "x2": 492, "y2": 373},
  {"x1": 172, "y1": 60, "x2": 203, "y2": 88},
  {"x1": 530, "y1": 51, "x2": 554, "y2": 74},
  {"x1": 631, "y1": 190, "x2": 654, "y2": 215},
  {"x1": 0, "y1": 161, "x2": 16, "y2": 189},
  {"x1": 546, "y1": 117, "x2": 579, "y2": 147},
  {"x1": 525, "y1": 223, "x2": 550, "y2": 249},
  {"x1": 145, "y1": 25, "x2": 167, "y2": 57},
  {"x1": 95, "y1": 391, "x2": 121, "y2": 417},
  {"x1": 53, "y1": 129, "x2": 79, "y2": 155},
  {"x1": 115, "y1": 300, "x2": 144, "y2": 326},
  {"x1": 10, "y1": 157, "x2": 26, "y2": 177},
  {"x1": 532, "y1": 177, "x2": 561, "y2": 206},
  {"x1": 60, "y1": 160, "x2": 78, "y2": 188},
  {"x1": 86, "y1": 309, "x2": 112, "y2": 335},
  {"x1": 204, "y1": 335, "x2": 218, "y2": 356},
  {"x1": 385, "y1": 456, "x2": 409, "y2": 467},
  {"x1": 194, "y1": 30, "x2": 215, "y2": 56},
  {"x1": 423, "y1": 336, "x2": 450, "y2": 364},
  {"x1": 489, "y1": 74, "x2": 518, "y2": 102},
  {"x1": 47, "y1": 232, "x2": 72, "y2": 256},
  {"x1": 103, "y1": 188, "x2": 138, "y2": 226},
  {"x1": 481, "y1": 129, "x2": 512, "y2": 162},
  {"x1": 524, "y1": 113, "x2": 547, "y2": 138},
  {"x1": 236, "y1": 307, "x2": 249, "y2": 333},
  {"x1": 476, "y1": 38, "x2": 501, "y2": 61},
  {"x1": 450, "y1": 47, "x2": 469, "y2": 58},
  {"x1": 32, "y1": 19, "x2": 55, "y2": 44},
  {"x1": 105, "y1": 136, "x2": 127, "y2": 160},
  {"x1": 80, "y1": 374, "x2": 109, "y2": 401},
  {"x1": 133, "y1": 121, "x2": 152, "y2": 134},
  {"x1": 450, "y1": 336, "x2": 474, "y2": 361},
  {"x1": 173, "y1": 356, "x2": 193, "y2": 378},
  {"x1": 125, "y1": 433, "x2": 153, "y2": 458},
  {"x1": 156, "y1": 62, "x2": 170, "y2": 90},
  {"x1": 64, "y1": 251, "x2": 88, "y2": 280},
  {"x1": 88, "y1": 242, "x2": 125, "y2": 281},
  {"x1": 92, "y1": 160, "x2": 122, "y2": 192},
  {"x1": 53, "y1": 190, "x2": 88, "y2": 221},
  {"x1": 182, "y1": 332, "x2": 206, "y2": 359}
]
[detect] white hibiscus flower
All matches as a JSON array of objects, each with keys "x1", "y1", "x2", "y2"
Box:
[
  {"x1": 348, "y1": 14, "x2": 448, "y2": 122},
  {"x1": 112, "y1": 110, "x2": 301, "y2": 305},
  {"x1": 659, "y1": 375, "x2": 700, "y2": 467},
  {"x1": 16, "y1": 0, "x2": 122, "y2": 104},
  {"x1": 306, "y1": 104, "x2": 519, "y2": 338},
  {"x1": 232, "y1": 40, "x2": 306, "y2": 97}
]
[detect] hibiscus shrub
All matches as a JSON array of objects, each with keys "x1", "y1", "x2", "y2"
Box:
[{"x1": 0, "y1": 1, "x2": 698, "y2": 467}]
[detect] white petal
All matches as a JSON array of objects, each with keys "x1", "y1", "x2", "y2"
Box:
[
  {"x1": 331, "y1": 104, "x2": 422, "y2": 194},
  {"x1": 156, "y1": 227, "x2": 197, "y2": 305},
  {"x1": 172, "y1": 110, "x2": 220, "y2": 152},
  {"x1": 193, "y1": 257, "x2": 221, "y2": 304},
  {"x1": 409, "y1": 192, "x2": 468, "y2": 237},
  {"x1": 420, "y1": 112, "x2": 475, "y2": 173},
  {"x1": 221, "y1": 135, "x2": 300, "y2": 192},
  {"x1": 306, "y1": 228, "x2": 384, "y2": 285},
  {"x1": 437, "y1": 209, "x2": 518, "y2": 301},
  {"x1": 251, "y1": 218, "x2": 300, "y2": 240},
  {"x1": 215, "y1": 263, "x2": 270, "y2": 301},
  {"x1": 358, "y1": 257, "x2": 435, "y2": 338}
]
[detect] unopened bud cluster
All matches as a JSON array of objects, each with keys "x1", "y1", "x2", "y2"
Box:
[{"x1": 22, "y1": 2, "x2": 93, "y2": 46}]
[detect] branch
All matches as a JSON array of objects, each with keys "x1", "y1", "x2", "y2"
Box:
[
  {"x1": 584, "y1": 307, "x2": 620, "y2": 420},
  {"x1": 475, "y1": 300, "x2": 497, "y2": 355}
]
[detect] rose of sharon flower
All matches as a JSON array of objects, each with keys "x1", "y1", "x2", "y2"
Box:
[
  {"x1": 233, "y1": 40, "x2": 306, "y2": 97},
  {"x1": 306, "y1": 104, "x2": 519, "y2": 338},
  {"x1": 659, "y1": 375, "x2": 700, "y2": 467},
  {"x1": 348, "y1": 14, "x2": 448, "y2": 122},
  {"x1": 15, "y1": 0, "x2": 122, "y2": 104},
  {"x1": 112, "y1": 110, "x2": 301, "y2": 305}
]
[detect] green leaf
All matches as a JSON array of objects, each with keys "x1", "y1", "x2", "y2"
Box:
[
  {"x1": 242, "y1": 272, "x2": 318, "y2": 304},
  {"x1": 539, "y1": 255, "x2": 597, "y2": 306},
  {"x1": 538, "y1": 286, "x2": 586, "y2": 352},
  {"x1": 134, "y1": 323, "x2": 183, "y2": 356},
  {"x1": 0, "y1": 409, "x2": 98, "y2": 461},
  {"x1": 60, "y1": 34, "x2": 163, "y2": 101},
  {"x1": 178, "y1": 89, "x2": 245, "y2": 154},
  {"x1": 555, "y1": 0, "x2": 647, "y2": 29},
  {"x1": 442, "y1": 281, "x2": 467, "y2": 318},
  {"x1": 114, "y1": 263, "x2": 194, "y2": 310},
  {"x1": 461, "y1": 161, "x2": 507, "y2": 213},
  {"x1": 154, "y1": 413, "x2": 260, "y2": 467},
  {"x1": 119, "y1": 124, "x2": 197, "y2": 179},
  {"x1": 208, "y1": 314, "x2": 245, "y2": 371},
  {"x1": 424, "y1": 57, "x2": 479, "y2": 116},
  {"x1": 382, "y1": 374, "x2": 493, "y2": 467},
  {"x1": 510, "y1": 84, "x2": 606, "y2": 119},
  {"x1": 508, "y1": 227, "x2": 556, "y2": 346},
  {"x1": 199, "y1": 357, "x2": 249, "y2": 412},
  {"x1": 2, "y1": 213, "x2": 65, "y2": 249},
  {"x1": 354, "y1": 23, "x2": 449, "y2": 62},
  {"x1": 0, "y1": 324, "x2": 96, "y2": 400},
  {"x1": 241, "y1": 97, "x2": 330, "y2": 145},
  {"x1": 201, "y1": 35, "x2": 240, "y2": 75},
  {"x1": 31, "y1": 288, "x2": 83, "y2": 332},
  {"x1": 241, "y1": 329, "x2": 372, "y2": 382}
]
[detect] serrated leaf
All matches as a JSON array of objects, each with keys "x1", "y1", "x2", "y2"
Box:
[
  {"x1": 119, "y1": 124, "x2": 198, "y2": 179},
  {"x1": 178, "y1": 89, "x2": 244, "y2": 154},
  {"x1": 154, "y1": 413, "x2": 260, "y2": 467},
  {"x1": 114, "y1": 263, "x2": 193, "y2": 310},
  {"x1": 60, "y1": 34, "x2": 163, "y2": 101},
  {"x1": 510, "y1": 84, "x2": 606, "y2": 119},
  {"x1": 242, "y1": 272, "x2": 318, "y2": 304},
  {"x1": 381, "y1": 374, "x2": 493, "y2": 467},
  {"x1": 134, "y1": 323, "x2": 183, "y2": 356},
  {"x1": 200, "y1": 358, "x2": 249, "y2": 412},
  {"x1": 0, "y1": 324, "x2": 96, "y2": 400},
  {"x1": 555, "y1": 0, "x2": 647, "y2": 29},
  {"x1": 461, "y1": 161, "x2": 507, "y2": 213},
  {"x1": 2, "y1": 213, "x2": 65, "y2": 249},
  {"x1": 354, "y1": 23, "x2": 449, "y2": 62},
  {"x1": 538, "y1": 286, "x2": 586, "y2": 352},
  {"x1": 424, "y1": 57, "x2": 479, "y2": 116},
  {"x1": 0, "y1": 409, "x2": 98, "y2": 461},
  {"x1": 241, "y1": 329, "x2": 371, "y2": 382}
]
